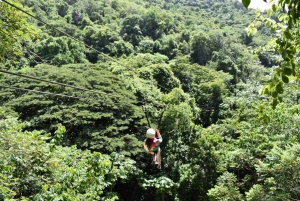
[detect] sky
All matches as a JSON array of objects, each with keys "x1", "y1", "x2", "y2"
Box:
[{"x1": 239, "y1": 0, "x2": 270, "y2": 10}]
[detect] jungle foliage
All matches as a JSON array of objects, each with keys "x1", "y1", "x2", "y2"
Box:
[{"x1": 1, "y1": 0, "x2": 300, "y2": 200}]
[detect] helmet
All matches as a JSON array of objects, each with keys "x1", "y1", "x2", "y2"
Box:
[{"x1": 146, "y1": 128, "x2": 156, "y2": 139}]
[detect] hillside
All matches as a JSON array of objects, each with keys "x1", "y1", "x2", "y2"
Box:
[{"x1": 1, "y1": 0, "x2": 300, "y2": 200}]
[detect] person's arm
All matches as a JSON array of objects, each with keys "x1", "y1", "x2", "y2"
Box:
[{"x1": 156, "y1": 129, "x2": 162, "y2": 143}]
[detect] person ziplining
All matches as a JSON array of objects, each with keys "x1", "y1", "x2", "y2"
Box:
[
  {"x1": 143, "y1": 128, "x2": 162, "y2": 169},
  {"x1": 142, "y1": 105, "x2": 165, "y2": 169}
]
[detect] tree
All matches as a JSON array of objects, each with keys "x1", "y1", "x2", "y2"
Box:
[
  {"x1": 110, "y1": 40, "x2": 134, "y2": 57},
  {"x1": 158, "y1": 35, "x2": 180, "y2": 59},
  {"x1": 0, "y1": 0, "x2": 38, "y2": 65},
  {"x1": 83, "y1": 25, "x2": 119, "y2": 55},
  {"x1": 245, "y1": 0, "x2": 300, "y2": 108},
  {"x1": 0, "y1": 64, "x2": 146, "y2": 157},
  {"x1": 208, "y1": 172, "x2": 243, "y2": 201},
  {"x1": 212, "y1": 96, "x2": 300, "y2": 200},
  {"x1": 170, "y1": 56, "x2": 193, "y2": 93},
  {"x1": 189, "y1": 65, "x2": 232, "y2": 127},
  {"x1": 215, "y1": 51, "x2": 239, "y2": 85},
  {"x1": 30, "y1": 35, "x2": 88, "y2": 66},
  {"x1": 246, "y1": 144, "x2": 300, "y2": 201},
  {"x1": 0, "y1": 117, "x2": 140, "y2": 200},
  {"x1": 121, "y1": 14, "x2": 143, "y2": 46},
  {"x1": 140, "y1": 10, "x2": 162, "y2": 40},
  {"x1": 190, "y1": 33, "x2": 212, "y2": 65},
  {"x1": 176, "y1": 126, "x2": 223, "y2": 201}
]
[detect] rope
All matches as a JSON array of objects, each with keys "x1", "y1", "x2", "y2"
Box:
[{"x1": 142, "y1": 106, "x2": 151, "y2": 128}]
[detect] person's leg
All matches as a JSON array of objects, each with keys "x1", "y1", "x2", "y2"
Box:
[
  {"x1": 156, "y1": 148, "x2": 161, "y2": 169},
  {"x1": 153, "y1": 153, "x2": 157, "y2": 163},
  {"x1": 152, "y1": 147, "x2": 159, "y2": 165}
]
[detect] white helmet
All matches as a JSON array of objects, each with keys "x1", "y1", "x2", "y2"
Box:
[{"x1": 146, "y1": 128, "x2": 156, "y2": 139}]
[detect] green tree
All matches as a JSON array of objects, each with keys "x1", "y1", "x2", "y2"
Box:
[
  {"x1": 0, "y1": 118, "x2": 139, "y2": 200},
  {"x1": 140, "y1": 10, "x2": 163, "y2": 40},
  {"x1": 121, "y1": 14, "x2": 143, "y2": 46},
  {"x1": 214, "y1": 51, "x2": 239, "y2": 85},
  {"x1": 158, "y1": 35, "x2": 180, "y2": 59},
  {"x1": 30, "y1": 35, "x2": 88, "y2": 66},
  {"x1": 0, "y1": 64, "x2": 146, "y2": 157},
  {"x1": 246, "y1": 144, "x2": 300, "y2": 201},
  {"x1": 170, "y1": 56, "x2": 193, "y2": 93},
  {"x1": 176, "y1": 126, "x2": 223, "y2": 201},
  {"x1": 81, "y1": 25, "x2": 120, "y2": 62},
  {"x1": 245, "y1": 0, "x2": 300, "y2": 107},
  {"x1": 208, "y1": 172, "x2": 243, "y2": 201},
  {"x1": 110, "y1": 40, "x2": 134, "y2": 57},
  {"x1": 0, "y1": 0, "x2": 38, "y2": 65},
  {"x1": 214, "y1": 91, "x2": 300, "y2": 199},
  {"x1": 190, "y1": 33, "x2": 212, "y2": 65}
]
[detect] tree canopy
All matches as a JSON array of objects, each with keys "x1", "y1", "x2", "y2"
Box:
[
  {"x1": 245, "y1": 0, "x2": 300, "y2": 108},
  {"x1": 1, "y1": 0, "x2": 300, "y2": 200},
  {"x1": 0, "y1": 0, "x2": 38, "y2": 66}
]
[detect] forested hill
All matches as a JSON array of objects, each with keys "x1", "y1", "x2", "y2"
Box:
[
  {"x1": 1, "y1": 0, "x2": 300, "y2": 200},
  {"x1": 17, "y1": 0, "x2": 273, "y2": 66}
]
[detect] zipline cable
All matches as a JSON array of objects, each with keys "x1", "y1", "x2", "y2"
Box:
[
  {"x1": 0, "y1": 85, "x2": 138, "y2": 107},
  {"x1": 1, "y1": 0, "x2": 171, "y2": 93},
  {"x1": 0, "y1": 85, "x2": 94, "y2": 101},
  {"x1": 0, "y1": 69, "x2": 146, "y2": 105},
  {"x1": 0, "y1": 69, "x2": 166, "y2": 111},
  {"x1": 1, "y1": 0, "x2": 132, "y2": 71},
  {"x1": 0, "y1": 29, "x2": 153, "y2": 106},
  {"x1": 0, "y1": 28, "x2": 50, "y2": 64}
]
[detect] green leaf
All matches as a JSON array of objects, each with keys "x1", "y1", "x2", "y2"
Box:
[
  {"x1": 284, "y1": 31, "x2": 293, "y2": 39},
  {"x1": 271, "y1": 91, "x2": 278, "y2": 98},
  {"x1": 267, "y1": 9, "x2": 273, "y2": 17},
  {"x1": 283, "y1": 68, "x2": 292, "y2": 76},
  {"x1": 272, "y1": 99, "x2": 278, "y2": 109},
  {"x1": 242, "y1": 0, "x2": 251, "y2": 8},
  {"x1": 282, "y1": 75, "x2": 289, "y2": 83},
  {"x1": 263, "y1": 87, "x2": 269, "y2": 95},
  {"x1": 278, "y1": 14, "x2": 283, "y2": 21},
  {"x1": 276, "y1": 83, "x2": 283, "y2": 94},
  {"x1": 262, "y1": 114, "x2": 270, "y2": 124},
  {"x1": 282, "y1": 50, "x2": 287, "y2": 59},
  {"x1": 271, "y1": 25, "x2": 277, "y2": 32},
  {"x1": 272, "y1": 4, "x2": 278, "y2": 12},
  {"x1": 247, "y1": 27, "x2": 257, "y2": 35},
  {"x1": 292, "y1": 62, "x2": 296, "y2": 75}
]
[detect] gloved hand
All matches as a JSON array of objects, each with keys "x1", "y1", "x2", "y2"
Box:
[{"x1": 156, "y1": 129, "x2": 161, "y2": 138}]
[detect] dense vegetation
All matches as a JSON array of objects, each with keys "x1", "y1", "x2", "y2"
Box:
[{"x1": 1, "y1": 0, "x2": 300, "y2": 200}]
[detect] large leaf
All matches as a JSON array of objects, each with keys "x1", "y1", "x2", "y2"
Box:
[{"x1": 242, "y1": 0, "x2": 251, "y2": 8}]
